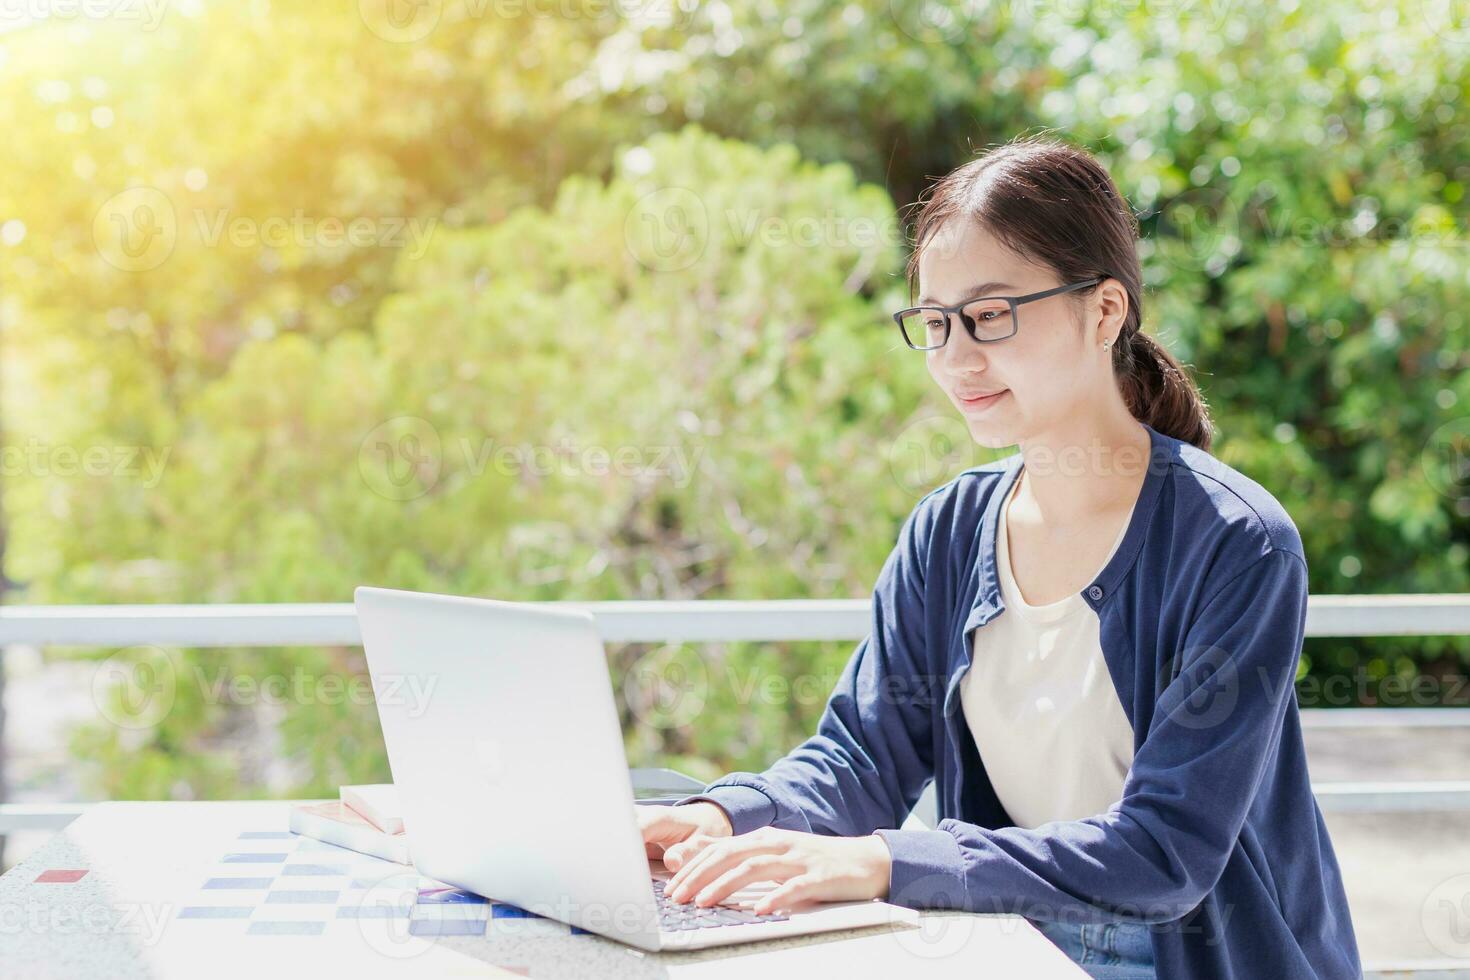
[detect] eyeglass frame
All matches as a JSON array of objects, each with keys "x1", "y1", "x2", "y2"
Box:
[{"x1": 891, "y1": 276, "x2": 1108, "y2": 350}]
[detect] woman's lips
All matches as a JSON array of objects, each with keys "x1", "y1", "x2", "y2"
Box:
[{"x1": 957, "y1": 389, "x2": 1008, "y2": 411}]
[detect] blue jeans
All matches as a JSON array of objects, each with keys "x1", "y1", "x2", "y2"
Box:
[{"x1": 1028, "y1": 917, "x2": 1157, "y2": 979}]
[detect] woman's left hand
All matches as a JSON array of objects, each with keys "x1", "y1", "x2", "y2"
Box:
[{"x1": 662, "y1": 826, "x2": 892, "y2": 914}]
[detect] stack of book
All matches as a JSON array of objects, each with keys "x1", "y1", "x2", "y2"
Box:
[{"x1": 288, "y1": 784, "x2": 409, "y2": 864}]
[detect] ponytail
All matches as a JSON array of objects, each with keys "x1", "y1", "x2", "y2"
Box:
[{"x1": 1114, "y1": 329, "x2": 1213, "y2": 452}]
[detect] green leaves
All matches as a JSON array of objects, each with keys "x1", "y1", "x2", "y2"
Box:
[{"x1": 3, "y1": 0, "x2": 1468, "y2": 800}]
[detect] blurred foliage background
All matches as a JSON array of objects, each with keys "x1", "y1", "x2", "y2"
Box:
[{"x1": 0, "y1": 0, "x2": 1467, "y2": 806}]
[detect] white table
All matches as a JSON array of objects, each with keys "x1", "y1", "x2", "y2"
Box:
[{"x1": 0, "y1": 801, "x2": 1087, "y2": 979}]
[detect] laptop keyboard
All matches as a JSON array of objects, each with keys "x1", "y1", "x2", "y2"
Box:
[{"x1": 652, "y1": 878, "x2": 790, "y2": 930}]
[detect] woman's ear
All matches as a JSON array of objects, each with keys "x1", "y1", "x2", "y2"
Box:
[{"x1": 1093, "y1": 277, "x2": 1130, "y2": 344}]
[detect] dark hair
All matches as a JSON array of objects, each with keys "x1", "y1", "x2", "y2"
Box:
[{"x1": 903, "y1": 133, "x2": 1213, "y2": 451}]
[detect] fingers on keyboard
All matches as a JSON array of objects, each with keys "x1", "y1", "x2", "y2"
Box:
[{"x1": 653, "y1": 879, "x2": 789, "y2": 929}]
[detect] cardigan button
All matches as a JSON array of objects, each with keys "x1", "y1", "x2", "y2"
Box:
[{"x1": 1087, "y1": 585, "x2": 1104, "y2": 601}]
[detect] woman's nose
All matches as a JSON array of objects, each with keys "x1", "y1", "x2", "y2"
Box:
[{"x1": 933, "y1": 318, "x2": 988, "y2": 367}]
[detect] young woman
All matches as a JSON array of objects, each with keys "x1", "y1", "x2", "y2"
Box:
[{"x1": 637, "y1": 136, "x2": 1362, "y2": 979}]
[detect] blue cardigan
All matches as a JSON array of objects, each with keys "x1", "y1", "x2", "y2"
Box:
[{"x1": 677, "y1": 422, "x2": 1362, "y2": 979}]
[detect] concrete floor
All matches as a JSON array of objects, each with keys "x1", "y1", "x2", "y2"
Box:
[
  {"x1": 1327, "y1": 809, "x2": 1470, "y2": 965},
  {"x1": 1304, "y1": 725, "x2": 1470, "y2": 967}
]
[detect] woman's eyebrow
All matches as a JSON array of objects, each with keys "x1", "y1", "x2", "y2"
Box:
[{"x1": 918, "y1": 281, "x2": 1015, "y2": 304}]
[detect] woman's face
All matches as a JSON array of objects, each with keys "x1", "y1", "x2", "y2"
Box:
[{"x1": 917, "y1": 219, "x2": 1113, "y2": 450}]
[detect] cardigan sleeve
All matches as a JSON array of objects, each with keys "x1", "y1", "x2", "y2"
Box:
[
  {"x1": 872, "y1": 547, "x2": 1310, "y2": 923},
  {"x1": 672, "y1": 503, "x2": 939, "y2": 837}
]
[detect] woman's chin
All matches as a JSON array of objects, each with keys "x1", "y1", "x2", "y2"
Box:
[{"x1": 963, "y1": 418, "x2": 1017, "y2": 450}]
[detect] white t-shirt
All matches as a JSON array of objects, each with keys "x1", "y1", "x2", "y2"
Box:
[{"x1": 959, "y1": 472, "x2": 1138, "y2": 830}]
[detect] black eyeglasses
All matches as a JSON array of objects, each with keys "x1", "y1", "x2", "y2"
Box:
[{"x1": 892, "y1": 277, "x2": 1107, "y2": 350}]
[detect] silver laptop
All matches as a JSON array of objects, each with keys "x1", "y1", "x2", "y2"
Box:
[{"x1": 354, "y1": 586, "x2": 918, "y2": 951}]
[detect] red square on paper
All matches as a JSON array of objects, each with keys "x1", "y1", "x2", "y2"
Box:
[{"x1": 35, "y1": 869, "x2": 88, "y2": 883}]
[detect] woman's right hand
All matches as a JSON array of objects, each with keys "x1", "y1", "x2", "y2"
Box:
[{"x1": 637, "y1": 802, "x2": 733, "y2": 861}]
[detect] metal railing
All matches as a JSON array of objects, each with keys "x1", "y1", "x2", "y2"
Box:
[
  {"x1": 4, "y1": 593, "x2": 1470, "y2": 646},
  {"x1": 2, "y1": 594, "x2": 1469, "y2": 833}
]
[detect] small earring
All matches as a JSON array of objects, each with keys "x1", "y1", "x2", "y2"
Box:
[{"x1": 1102, "y1": 338, "x2": 1112, "y2": 352}]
